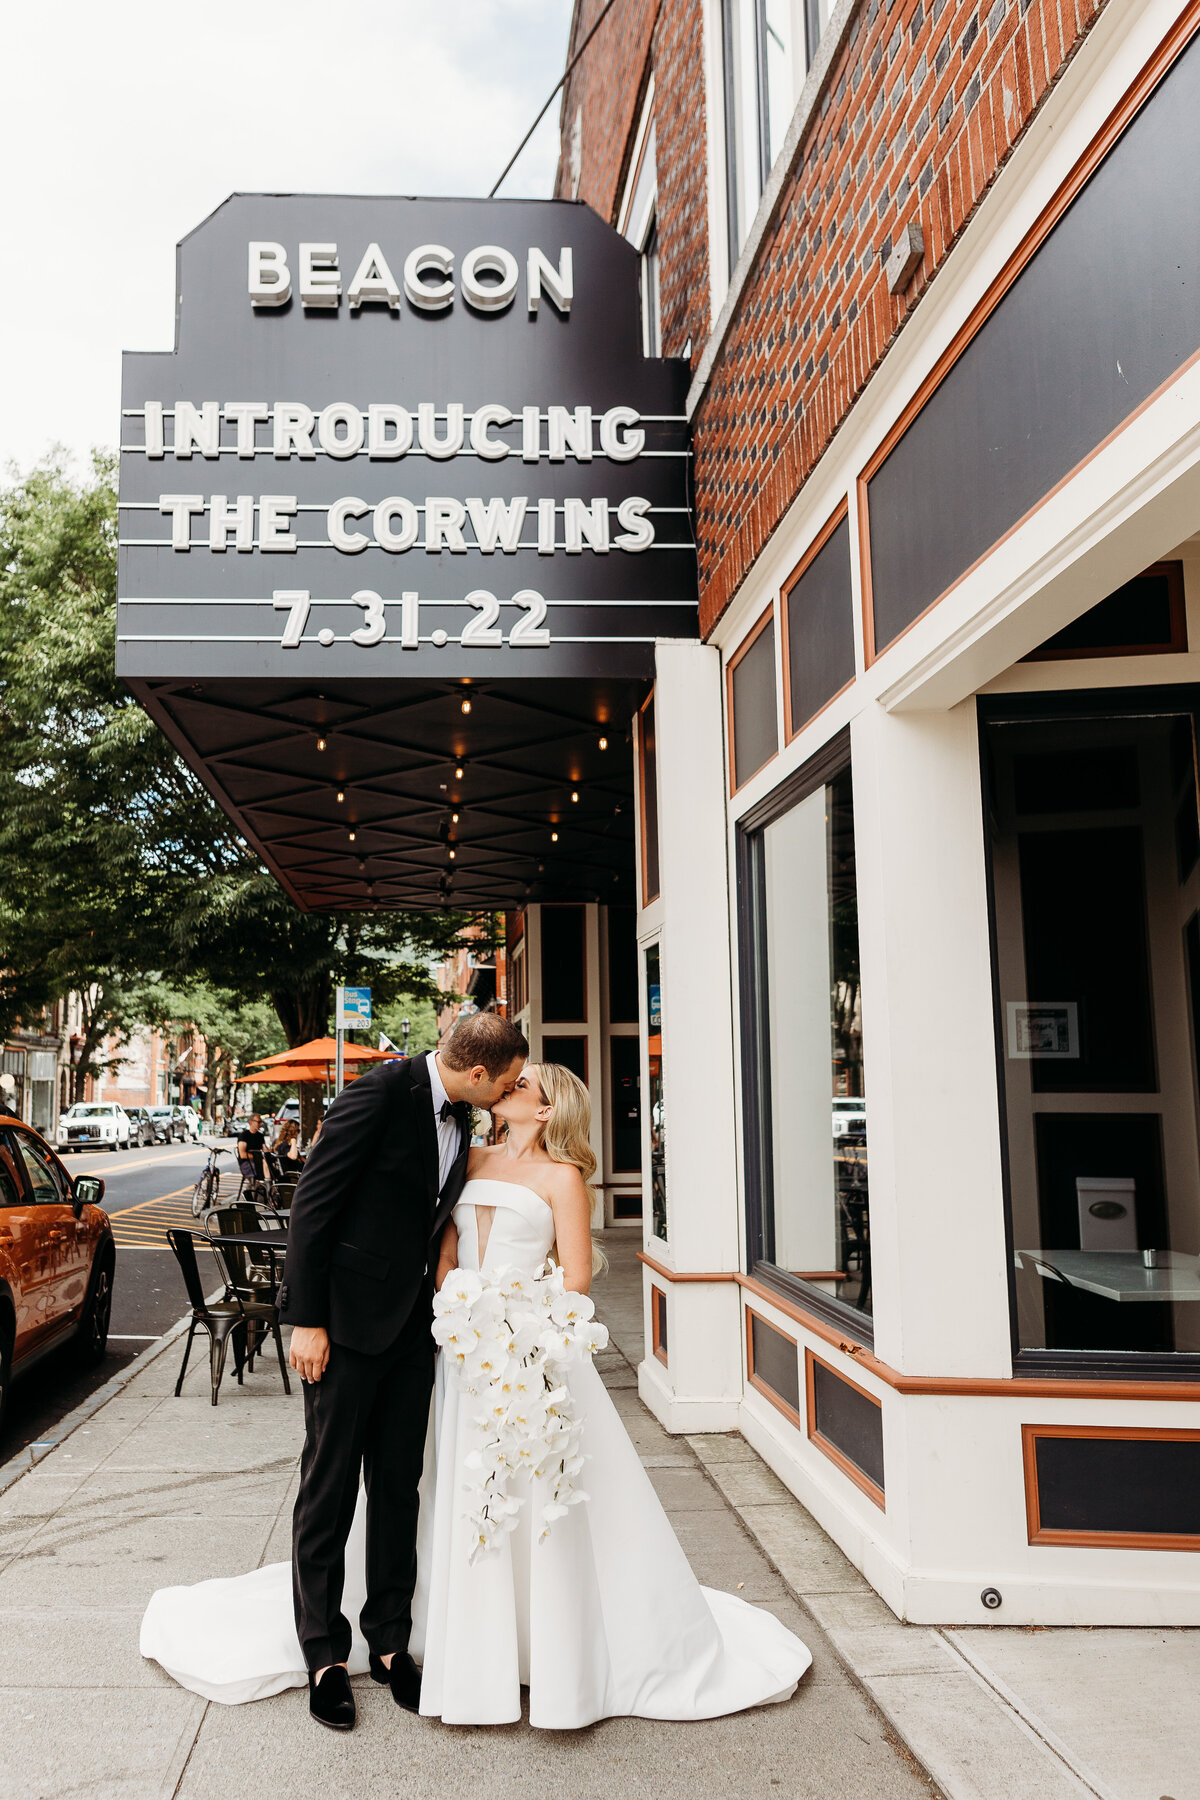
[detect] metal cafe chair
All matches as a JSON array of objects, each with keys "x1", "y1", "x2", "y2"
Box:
[
  {"x1": 165, "y1": 1224, "x2": 291, "y2": 1404},
  {"x1": 204, "y1": 1203, "x2": 281, "y2": 1297},
  {"x1": 202, "y1": 1208, "x2": 290, "y2": 1379},
  {"x1": 262, "y1": 1149, "x2": 301, "y2": 1213},
  {"x1": 166, "y1": 1229, "x2": 252, "y2": 1407}
]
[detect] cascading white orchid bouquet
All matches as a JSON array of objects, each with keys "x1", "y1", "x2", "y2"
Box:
[{"x1": 432, "y1": 1262, "x2": 609, "y2": 1563}]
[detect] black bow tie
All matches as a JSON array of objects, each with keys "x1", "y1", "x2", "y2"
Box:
[{"x1": 439, "y1": 1099, "x2": 463, "y2": 1124}]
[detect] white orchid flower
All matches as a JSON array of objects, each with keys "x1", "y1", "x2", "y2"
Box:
[
  {"x1": 438, "y1": 1269, "x2": 484, "y2": 1310},
  {"x1": 549, "y1": 1291, "x2": 595, "y2": 1327}
]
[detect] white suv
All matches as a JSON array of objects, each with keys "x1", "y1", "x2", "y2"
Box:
[
  {"x1": 832, "y1": 1098, "x2": 867, "y2": 1138},
  {"x1": 57, "y1": 1102, "x2": 132, "y2": 1153}
]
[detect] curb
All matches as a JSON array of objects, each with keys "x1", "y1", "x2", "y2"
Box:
[{"x1": 0, "y1": 1311, "x2": 194, "y2": 1501}]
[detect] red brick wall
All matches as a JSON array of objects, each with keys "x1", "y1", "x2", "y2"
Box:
[
  {"x1": 555, "y1": 0, "x2": 661, "y2": 218},
  {"x1": 653, "y1": 0, "x2": 712, "y2": 356},
  {"x1": 692, "y1": 0, "x2": 1110, "y2": 636},
  {"x1": 558, "y1": 0, "x2": 1111, "y2": 638}
]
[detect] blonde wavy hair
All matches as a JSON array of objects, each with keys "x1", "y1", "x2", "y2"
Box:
[{"x1": 523, "y1": 1061, "x2": 608, "y2": 1277}]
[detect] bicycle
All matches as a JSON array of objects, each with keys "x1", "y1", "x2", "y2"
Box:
[{"x1": 191, "y1": 1144, "x2": 233, "y2": 1216}]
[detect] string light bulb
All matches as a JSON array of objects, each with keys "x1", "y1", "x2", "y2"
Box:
[
  {"x1": 455, "y1": 765, "x2": 464, "y2": 780},
  {"x1": 598, "y1": 736, "x2": 608, "y2": 750},
  {"x1": 461, "y1": 698, "x2": 471, "y2": 715},
  {"x1": 448, "y1": 848, "x2": 456, "y2": 860},
  {"x1": 336, "y1": 790, "x2": 345, "y2": 803},
  {"x1": 551, "y1": 831, "x2": 559, "y2": 843},
  {"x1": 348, "y1": 831, "x2": 357, "y2": 843},
  {"x1": 451, "y1": 812, "x2": 459, "y2": 824},
  {"x1": 571, "y1": 790, "x2": 579, "y2": 803},
  {"x1": 316, "y1": 737, "x2": 327, "y2": 752}
]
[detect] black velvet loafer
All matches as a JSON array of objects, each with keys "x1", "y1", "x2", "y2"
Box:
[
  {"x1": 308, "y1": 1664, "x2": 356, "y2": 1730},
  {"x1": 369, "y1": 1649, "x2": 422, "y2": 1714}
]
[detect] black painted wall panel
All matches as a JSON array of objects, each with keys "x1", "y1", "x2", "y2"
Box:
[
  {"x1": 1035, "y1": 1433, "x2": 1200, "y2": 1535},
  {"x1": 786, "y1": 516, "x2": 855, "y2": 730},
  {"x1": 812, "y1": 1359, "x2": 886, "y2": 1492},
  {"x1": 540, "y1": 907, "x2": 586, "y2": 1021},
  {"x1": 732, "y1": 622, "x2": 779, "y2": 787},
  {"x1": 868, "y1": 35, "x2": 1200, "y2": 653},
  {"x1": 750, "y1": 1314, "x2": 801, "y2": 1414},
  {"x1": 541, "y1": 1034, "x2": 587, "y2": 1083}
]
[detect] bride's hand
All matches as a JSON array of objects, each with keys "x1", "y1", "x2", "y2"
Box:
[{"x1": 435, "y1": 1219, "x2": 459, "y2": 1290}]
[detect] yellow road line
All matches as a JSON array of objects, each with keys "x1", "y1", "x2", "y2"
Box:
[
  {"x1": 109, "y1": 1185, "x2": 200, "y2": 1247},
  {"x1": 67, "y1": 1146, "x2": 215, "y2": 1176}
]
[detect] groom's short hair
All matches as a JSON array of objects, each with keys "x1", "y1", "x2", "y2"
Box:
[{"x1": 441, "y1": 1012, "x2": 529, "y2": 1078}]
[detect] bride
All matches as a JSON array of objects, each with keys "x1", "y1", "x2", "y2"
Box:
[{"x1": 141, "y1": 1061, "x2": 811, "y2": 1729}]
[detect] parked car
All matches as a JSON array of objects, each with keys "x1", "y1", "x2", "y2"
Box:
[
  {"x1": 146, "y1": 1106, "x2": 186, "y2": 1144},
  {"x1": 271, "y1": 1098, "x2": 329, "y2": 1133},
  {"x1": 832, "y1": 1098, "x2": 867, "y2": 1139},
  {"x1": 0, "y1": 1111, "x2": 115, "y2": 1435},
  {"x1": 177, "y1": 1106, "x2": 203, "y2": 1142},
  {"x1": 124, "y1": 1107, "x2": 156, "y2": 1148},
  {"x1": 56, "y1": 1103, "x2": 132, "y2": 1154}
]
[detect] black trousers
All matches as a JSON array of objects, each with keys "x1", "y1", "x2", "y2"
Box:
[{"x1": 291, "y1": 1303, "x2": 434, "y2": 1670}]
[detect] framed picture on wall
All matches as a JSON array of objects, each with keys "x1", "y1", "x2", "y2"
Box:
[{"x1": 1007, "y1": 1001, "x2": 1080, "y2": 1059}]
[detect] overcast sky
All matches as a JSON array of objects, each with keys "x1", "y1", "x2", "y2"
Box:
[{"x1": 0, "y1": 0, "x2": 572, "y2": 473}]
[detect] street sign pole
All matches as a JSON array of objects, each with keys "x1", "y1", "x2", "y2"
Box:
[{"x1": 334, "y1": 986, "x2": 372, "y2": 1098}]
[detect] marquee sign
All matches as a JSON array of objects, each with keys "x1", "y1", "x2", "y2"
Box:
[{"x1": 116, "y1": 195, "x2": 697, "y2": 682}]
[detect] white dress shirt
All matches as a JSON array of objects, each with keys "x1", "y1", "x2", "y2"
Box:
[{"x1": 427, "y1": 1054, "x2": 463, "y2": 1195}]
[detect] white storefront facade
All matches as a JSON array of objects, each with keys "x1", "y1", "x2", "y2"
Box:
[{"x1": 629, "y1": 0, "x2": 1200, "y2": 1624}]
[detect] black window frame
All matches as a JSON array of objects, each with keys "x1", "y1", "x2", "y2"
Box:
[
  {"x1": 979, "y1": 684, "x2": 1200, "y2": 1383},
  {"x1": 736, "y1": 724, "x2": 873, "y2": 1347}
]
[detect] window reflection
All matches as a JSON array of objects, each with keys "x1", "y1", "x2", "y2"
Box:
[
  {"x1": 985, "y1": 709, "x2": 1200, "y2": 1357},
  {"x1": 646, "y1": 942, "x2": 667, "y2": 1243},
  {"x1": 744, "y1": 755, "x2": 870, "y2": 1317},
  {"x1": 722, "y1": 0, "x2": 832, "y2": 254}
]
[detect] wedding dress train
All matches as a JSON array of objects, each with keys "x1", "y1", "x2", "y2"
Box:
[{"x1": 140, "y1": 1178, "x2": 811, "y2": 1726}]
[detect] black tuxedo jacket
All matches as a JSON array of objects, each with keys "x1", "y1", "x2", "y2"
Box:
[{"x1": 277, "y1": 1052, "x2": 469, "y2": 1356}]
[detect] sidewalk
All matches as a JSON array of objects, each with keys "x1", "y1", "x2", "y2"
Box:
[{"x1": 0, "y1": 1239, "x2": 1192, "y2": 1800}]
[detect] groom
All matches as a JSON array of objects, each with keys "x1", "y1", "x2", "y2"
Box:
[{"x1": 278, "y1": 1011, "x2": 529, "y2": 1731}]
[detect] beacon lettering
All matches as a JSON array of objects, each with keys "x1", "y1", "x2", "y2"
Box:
[{"x1": 117, "y1": 195, "x2": 697, "y2": 682}]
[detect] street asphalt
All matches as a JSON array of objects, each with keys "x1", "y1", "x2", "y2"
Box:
[{"x1": 0, "y1": 1138, "x2": 231, "y2": 1473}]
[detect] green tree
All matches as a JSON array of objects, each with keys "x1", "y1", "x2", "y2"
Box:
[
  {"x1": 0, "y1": 453, "x2": 477, "y2": 1061},
  {"x1": 377, "y1": 993, "x2": 441, "y2": 1057},
  {"x1": 132, "y1": 980, "x2": 286, "y2": 1123}
]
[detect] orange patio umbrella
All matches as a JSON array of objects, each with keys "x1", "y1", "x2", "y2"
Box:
[{"x1": 240, "y1": 1036, "x2": 397, "y2": 1087}]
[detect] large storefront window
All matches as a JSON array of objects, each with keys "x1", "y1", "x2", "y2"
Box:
[
  {"x1": 983, "y1": 696, "x2": 1200, "y2": 1361},
  {"x1": 740, "y1": 734, "x2": 870, "y2": 1330},
  {"x1": 645, "y1": 942, "x2": 667, "y2": 1243}
]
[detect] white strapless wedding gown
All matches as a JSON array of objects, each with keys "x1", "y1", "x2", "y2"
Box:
[{"x1": 141, "y1": 1179, "x2": 811, "y2": 1727}]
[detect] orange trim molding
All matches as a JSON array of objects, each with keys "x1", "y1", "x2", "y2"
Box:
[
  {"x1": 1023, "y1": 1423, "x2": 1200, "y2": 1551},
  {"x1": 725, "y1": 602, "x2": 779, "y2": 795},
  {"x1": 638, "y1": 1249, "x2": 738, "y2": 1284},
  {"x1": 858, "y1": 1, "x2": 1200, "y2": 668},
  {"x1": 805, "y1": 1347, "x2": 886, "y2": 1511},
  {"x1": 736, "y1": 1273, "x2": 1200, "y2": 1400},
  {"x1": 745, "y1": 1305, "x2": 803, "y2": 1431}
]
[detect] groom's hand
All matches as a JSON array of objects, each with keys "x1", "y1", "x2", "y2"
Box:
[{"x1": 289, "y1": 1326, "x2": 331, "y2": 1383}]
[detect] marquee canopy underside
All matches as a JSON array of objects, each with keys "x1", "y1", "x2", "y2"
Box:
[{"x1": 130, "y1": 674, "x2": 643, "y2": 912}]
